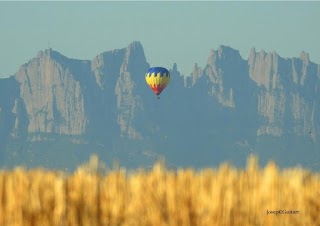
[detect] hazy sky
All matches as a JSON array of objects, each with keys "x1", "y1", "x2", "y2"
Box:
[{"x1": 0, "y1": 1, "x2": 319, "y2": 78}]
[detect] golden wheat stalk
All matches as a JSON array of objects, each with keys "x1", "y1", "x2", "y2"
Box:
[{"x1": 0, "y1": 155, "x2": 319, "y2": 226}]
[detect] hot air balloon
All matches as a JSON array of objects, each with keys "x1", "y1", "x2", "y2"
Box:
[{"x1": 145, "y1": 67, "x2": 170, "y2": 98}]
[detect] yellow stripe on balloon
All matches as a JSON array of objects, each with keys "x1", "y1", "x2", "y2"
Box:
[{"x1": 145, "y1": 70, "x2": 170, "y2": 92}]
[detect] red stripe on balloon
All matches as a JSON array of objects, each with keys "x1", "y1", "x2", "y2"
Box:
[{"x1": 150, "y1": 85, "x2": 166, "y2": 95}]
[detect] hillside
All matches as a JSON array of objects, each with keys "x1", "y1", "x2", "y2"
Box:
[{"x1": 0, "y1": 42, "x2": 319, "y2": 170}]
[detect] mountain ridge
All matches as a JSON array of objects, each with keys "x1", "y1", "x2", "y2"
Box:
[{"x1": 0, "y1": 41, "x2": 319, "y2": 170}]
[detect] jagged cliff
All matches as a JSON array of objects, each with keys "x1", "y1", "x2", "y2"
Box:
[
  {"x1": 10, "y1": 42, "x2": 150, "y2": 140},
  {"x1": 15, "y1": 49, "x2": 90, "y2": 135},
  {"x1": 248, "y1": 49, "x2": 320, "y2": 139},
  {"x1": 0, "y1": 42, "x2": 319, "y2": 170}
]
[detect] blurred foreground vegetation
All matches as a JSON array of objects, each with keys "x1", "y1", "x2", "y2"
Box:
[{"x1": 0, "y1": 155, "x2": 319, "y2": 226}]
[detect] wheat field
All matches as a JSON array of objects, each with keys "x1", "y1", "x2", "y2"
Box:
[{"x1": 0, "y1": 155, "x2": 319, "y2": 226}]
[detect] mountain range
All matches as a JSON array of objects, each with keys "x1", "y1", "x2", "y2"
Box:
[{"x1": 1, "y1": 41, "x2": 319, "y2": 171}]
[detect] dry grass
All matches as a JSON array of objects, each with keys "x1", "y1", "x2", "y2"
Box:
[{"x1": 0, "y1": 155, "x2": 319, "y2": 226}]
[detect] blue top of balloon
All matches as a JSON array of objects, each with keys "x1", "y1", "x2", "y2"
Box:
[{"x1": 146, "y1": 67, "x2": 170, "y2": 77}]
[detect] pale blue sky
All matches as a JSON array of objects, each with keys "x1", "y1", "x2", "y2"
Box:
[{"x1": 0, "y1": 1, "x2": 319, "y2": 78}]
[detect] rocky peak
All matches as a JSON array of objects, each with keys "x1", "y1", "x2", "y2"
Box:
[
  {"x1": 15, "y1": 50, "x2": 91, "y2": 135},
  {"x1": 217, "y1": 45, "x2": 242, "y2": 60},
  {"x1": 91, "y1": 48, "x2": 126, "y2": 89},
  {"x1": 91, "y1": 41, "x2": 148, "y2": 90},
  {"x1": 122, "y1": 41, "x2": 147, "y2": 72},
  {"x1": 201, "y1": 46, "x2": 248, "y2": 108},
  {"x1": 35, "y1": 48, "x2": 70, "y2": 65},
  {"x1": 248, "y1": 48, "x2": 320, "y2": 138},
  {"x1": 115, "y1": 42, "x2": 150, "y2": 139},
  {"x1": 300, "y1": 51, "x2": 310, "y2": 64},
  {"x1": 248, "y1": 48, "x2": 281, "y2": 90},
  {"x1": 190, "y1": 63, "x2": 203, "y2": 86},
  {"x1": 170, "y1": 63, "x2": 183, "y2": 83},
  {"x1": 172, "y1": 63, "x2": 178, "y2": 72},
  {"x1": 168, "y1": 63, "x2": 185, "y2": 93}
]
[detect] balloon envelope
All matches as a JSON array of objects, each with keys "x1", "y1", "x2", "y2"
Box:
[{"x1": 145, "y1": 67, "x2": 170, "y2": 96}]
